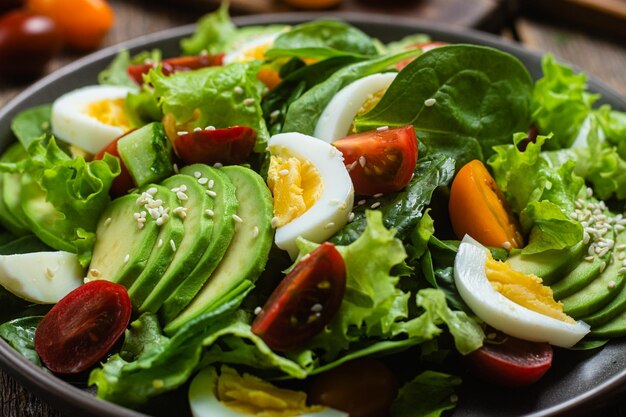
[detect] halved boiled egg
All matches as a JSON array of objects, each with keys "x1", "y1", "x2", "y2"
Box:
[
  {"x1": 223, "y1": 32, "x2": 282, "y2": 65},
  {"x1": 455, "y1": 235, "x2": 590, "y2": 348},
  {"x1": 51, "y1": 85, "x2": 134, "y2": 154},
  {"x1": 189, "y1": 366, "x2": 348, "y2": 417},
  {"x1": 267, "y1": 132, "x2": 354, "y2": 258},
  {"x1": 313, "y1": 72, "x2": 397, "y2": 143}
]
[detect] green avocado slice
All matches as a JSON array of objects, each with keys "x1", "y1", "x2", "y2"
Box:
[
  {"x1": 164, "y1": 165, "x2": 274, "y2": 335},
  {"x1": 507, "y1": 240, "x2": 585, "y2": 286},
  {"x1": 138, "y1": 175, "x2": 215, "y2": 313},
  {"x1": 159, "y1": 164, "x2": 237, "y2": 323},
  {"x1": 127, "y1": 185, "x2": 185, "y2": 305}
]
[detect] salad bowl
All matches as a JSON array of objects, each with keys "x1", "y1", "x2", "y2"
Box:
[{"x1": 0, "y1": 11, "x2": 626, "y2": 417}]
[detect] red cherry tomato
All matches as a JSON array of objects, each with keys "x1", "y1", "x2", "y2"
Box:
[
  {"x1": 333, "y1": 125, "x2": 418, "y2": 196},
  {"x1": 127, "y1": 53, "x2": 225, "y2": 85},
  {"x1": 395, "y1": 41, "x2": 448, "y2": 71},
  {"x1": 94, "y1": 133, "x2": 135, "y2": 197},
  {"x1": 251, "y1": 242, "x2": 346, "y2": 351},
  {"x1": 309, "y1": 358, "x2": 399, "y2": 417},
  {"x1": 174, "y1": 126, "x2": 256, "y2": 166},
  {"x1": 465, "y1": 332, "x2": 553, "y2": 387},
  {"x1": 34, "y1": 280, "x2": 132, "y2": 374},
  {"x1": 0, "y1": 10, "x2": 62, "y2": 78}
]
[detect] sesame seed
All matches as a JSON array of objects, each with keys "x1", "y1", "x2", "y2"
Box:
[
  {"x1": 450, "y1": 394, "x2": 459, "y2": 403},
  {"x1": 198, "y1": 177, "x2": 208, "y2": 185},
  {"x1": 502, "y1": 241, "x2": 512, "y2": 250},
  {"x1": 177, "y1": 131, "x2": 188, "y2": 136},
  {"x1": 232, "y1": 214, "x2": 243, "y2": 223},
  {"x1": 253, "y1": 226, "x2": 259, "y2": 238},
  {"x1": 156, "y1": 217, "x2": 164, "y2": 226},
  {"x1": 104, "y1": 217, "x2": 112, "y2": 227},
  {"x1": 89, "y1": 268, "x2": 101, "y2": 277},
  {"x1": 587, "y1": 187, "x2": 593, "y2": 197},
  {"x1": 170, "y1": 239, "x2": 177, "y2": 252},
  {"x1": 347, "y1": 160, "x2": 358, "y2": 172},
  {"x1": 358, "y1": 199, "x2": 366, "y2": 206},
  {"x1": 244, "y1": 98, "x2": 255, "y2": 106},
  {"x1": 83, "y1": 277, "x2": 92, "y2": 284},
  {"x1": 158, "y1": 239, "x2": 163, "y2": 248},
  {"x1": 194, "y1": 127, "x2": 202, "y2": 132},
  {"x1": 124, "y1": 254, "x2": 130, "y2": 264},
  {"x1": 180, "y1": 185, "x2": 187, "y2": 192},
  {"x1": 616, "y1": 225, "x2": 626, "y2": 232},
  {"x1": 279, "y1": 169, "x2": 289, "y2": 176},
  {"x1": 173, "y1": 163, "x2": 179, "y2": 173},
  {"x1": 205, "y1": 209, "x2": 214, "y2": 217},
  {"x1": 147, "y1": 187, "x2": 157, "y2": 195},
  {"x1": 371, "y1": 202, "x2": 381, "y2": 209},
  {"x1": 214, "y1": 162, "x2": 223, "y2": 168},
  {"x1": 271, "y1": 216, "x2": 280, "y2": 228},
  {"x1": 311, "y1": 303, "x2": 323, "y2": 313},
  {"x1": 376, "y1": 126, "x2": 389, "y2": 131},
  {"x1": 149, "y1": 208, "x2": 160, "y2": 219},
  {"x1": 619, "y1": 252, "x2": 626, "y2": 261},
  {"x1": 45, "y1": 267, "x2": 55, "y2": 279},
  {"x1": 177, "y1": 191, "x2": 189, "y2": 201},
  {"x1": 619, "y1": 267, "x2": 626, "y2": 274},
  {"x1": 254, "y1": 306, "x2": 262, "y2": 315},
  {"x1": 206, "y1": 190, "x2": 217, "y2": 197},
  {"x1": 349, "y1": 212, "x2": 355, "y2": 222},
  {"x1": 616, "y1": 244, "x2": 626, "y2": 250},
  {"x1": 324, "y1": 222, "x2": 336, "y2": 230},
  {"x1": 270, "y1": 110, "x2": 280, "y2": 122},
  {"x1": 584, "y1": 256, "x2": 595, "y2": 262},
  {"x1": 608, "y1": 280, "x2": 618, "y2": 289},
  {"x1": 234, "y1": 86, "x2": 244, "y2": 95},
  {"x1": 358, "y1": 156, "x2": 366, "y2": 168},
  {"x1": 206, "y1": 126, "x2": 216, "y2": 131},
  {"x1": 194, "y1": 171, "x2": 201, "y2": 178},
  {"x1": 373, "y1": 193, "x2": 383, "y2": 198},
  {"x1": 424, "y1": 98, "x2": 437, "y2": 107},
  {"x1": 208, "y1": 179, "x2": 214, "y2": 189}
]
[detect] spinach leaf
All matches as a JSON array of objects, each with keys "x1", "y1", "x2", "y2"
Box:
[
  {"x1": 331, "y1": 154, "x2": 455, "y2": 246},
  {"x1": 282, "y1": 49, "x2": 421, "y2": 135},
  {"x1": 10, "y1": 105, "x2": 52, "y2": 148},
  {"x1": 390, "y1": 370, "x2": 462, "y2": 417},
  {"x1": 265, "y1": 20, "x2": 378, "y2": 60},
  {"x1": 354, "y1": 45, "x2": 533, "y2": 165},
  {"x1": 262, "y1": 55, "x2": 361, "y2": 134},
  {"x1": 0, "y1": 316, "x2": 43, "y2": 366}
]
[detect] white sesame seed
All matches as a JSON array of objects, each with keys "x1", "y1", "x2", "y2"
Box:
[
  {"x1": 502, "y1": 241, "x2": 512, "y2": 250},
  {"x1": 205, "y1": 209, "x2": 214, "y2": 217},
  {"x1": 619, "y1": 252, "x2": 626, "y2": 261},
  {"x1": 214, "y1": 162, "x2": 223, "y2": 168},
  {"x1": 347, "y1": 160, "x2": 358, "y2": 172},
  {"x1": 311, "y1": 303, "x2": 323, "y2": 313},
  {"x1": 198, "y1": 177, "x2": 209, "y2": 185},
  {"x1": 234, "y1": 86, "x2": 244, "y2": 95},
  {"x1": 279, "y1": 169, "x2": 289, "y2": 176},
  {"x1": 104, "y1": 217, "x2": 112, "y2": 227},
  {"x1": 371, "y1": 202, "x2": 381, "y2": 209},
  {"x1": 616, "y1": 225, "x2": 625, "y2": 232},
  {"x1": 206, "y1": 190, "x2": 217, "y2": 197},
  {"x1": 149, "y1": 208, "x2": 160, "y2": 219},
  {"x1": 619, "y1": 267, "x2": 626, "y2": 274},
  {"x1": 608, "y1": 280, "x2": 617, "y2": 289},
  {"x1": 616, "y1": 244, "x2": 626, "y2": 250},
  {"x1": 349, "y1": 212, "x2": 355, "y2": 222},
  {"x1": 206, "y1": 126, "x2": 216, "y2": 131},
  {"x1": 89, "y1": 268, "x2": 101, "y2": 277},
  {"x1": 583, "y1": 232, "x2": 591, "y2": 245},
  {"x1": 156, "y1": 217, "x2": 164, "y2": 226},
  {"x1": 376, "y1": 126, "x2": 389, "y2": 131},
  {"x1": 358, "y1": 156, "x2": 366, "y2": 168},
  {"x1": 373, "y1": 193, "x2": 383, "y2": 198},
  {"x1": 252, "y1": 226, "x2": 259, "y2": 238},
  {"x1": 424, "y1": 98, "x2": 437, "y2": 107},
  {"x1": 450, "y1": 394, "x2": 459, "y2": 403},
  {"x1": 158, "y1": 239, "x2": 163, "y2": 248},
  {"x1": 208, "y1": 179, "x2": 214, "y2": 189},
  {"x1": 170, "y1": 239, "x2": 177, "y2": 252},
  {"x1": 177, "y1": 131, "x2": 188, "y2": 136},
  {"x1": 584, "y1": 255, "x2": 595, "y2": 262},
  {"x1": 173, "y1": 163, "x2": 179, "y2": 173},
  {"x1": 271, "y1": 216, "x2": 280, "y2": 228},
  {"x1": 270, "y1": 110, "x2": 280, "y2": 121},
  {"x1": 124, "y1": 254, "x2": 130, "y2": 264},
  {"x1": 45, "y1": 267, "x2": 55, "y2": 279},
  {"x1": 194, "y1": 127, "x2": 202, "y2": 132},
  {"x1": 587, "y1": 187, "x2": 593, "y2": 197},
  {"x1": 324, "y1": 222, "x2": 336, "y2": 230},
  {"x1": 254, "y1": 306, "x2": 262, "y2": 315},
  {"x1": 194, "y1": 171, "x2": 201, "y2": 178},
  {"x1": 232, "y1": 214, "x2": 243, "y2": 223},
  {"x1": 358, "y1": 199, "x2": 366, "y2": 206},
  {"x1": 147, "y1": 187, "x2": 157, "y2": 195},
  {"x1": 244, "y1": 98, "x2": 255, "y2": 106},
  {"x1": 177, "y1": 191, "x2": 189, "y2": 201}
]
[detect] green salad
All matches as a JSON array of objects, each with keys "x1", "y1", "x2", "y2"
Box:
[{"x1": 1, "y1": 4, "x2": 626, "y2": 417}]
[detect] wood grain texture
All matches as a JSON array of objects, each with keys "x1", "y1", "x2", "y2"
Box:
[{"x1": 1, "y1": 1, "x2": 626, "y2": 417}]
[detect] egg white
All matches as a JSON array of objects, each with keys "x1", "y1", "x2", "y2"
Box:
[
  {"x1": 313, "y1": 72, "x2": 397, "y2": 143},
  {"x1": 0, "y1": 251, "x2": 83, "y2": 304},
  {"x1": 269, "y1": 132, "x2": 354, "y2": 259},
  {"x1": 223, "y1": 32, "x2": 281, "y2": 65},
  {"x1": 189, "y1": 367, "x2": 348, "y2": 417},
  {"x1": 454, "y1": 235, "x2": 590, "y2": 348},
  {"x1": 51, "y1": 85, "x2": 133, "y2": 154}
]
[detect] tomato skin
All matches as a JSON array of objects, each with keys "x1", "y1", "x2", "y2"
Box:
[
  {"x1": 333, "y1": 125, "x2": 418, "y2": 196},
  {"x1": 0, "y1": 10, "x2": 62, "y2": 78},
  {"x1": 309, "y1": 358, "x2": 399, "y2": 417},
  {"x1": 34, "y1": 280, "x2": 131, "y2": 374},
  {"x1": 94, "y1": 133, "x2": 135, "y2": 197},
  {"x1": 251, "y1": 242, "x2": 346, "y2": 351},
  {"x1": 27, "y1": 0, "x2": 115, "y2": 50},
  {"x1": 465, "y1": 332, "x2": 553, "y2": 388},
  {"x1": 127, "y1": 53, "x2": 224, "y2": 85},
  {"x1": 174, "y1": 126, "x2": 257, "y2": 166}
]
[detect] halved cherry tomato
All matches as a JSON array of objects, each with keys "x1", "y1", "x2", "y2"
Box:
[
  {"x1": 174, "y1": 126, "x2": 257, "y2": 166},
  {"x1": 257, "y1": 67, "x2": 282, "y2": 90},
  {"x1": 448, "y1": 160, "x2": 524, "y2": 249},
  {"x1": 251, "y1": 242, "x2": 346, "y2": 351},
  {"x1": 465, "y1": 331, "x2": 553, "y2": 387},
  {"x1": 127, "y1": 53, "x2": 225, "y2": 85},
  {"x1": 395, "y1": 41, "x2": 448, "y2": 71},
  {"x1": 333, "y1": 125, "x2": 418, "y2": 196},
  {"x1": 94, "y1": 132, "x2": 135, "y2": 197},
  {"x1": 26, "y1": 0, "x2": 114, "y2": 50},
  {"x1": 309, "y1": 358, "x2": 398, "y2": 417},
  {"x1": 34, "y1": 280, "x2": 131, "y2": 374}
]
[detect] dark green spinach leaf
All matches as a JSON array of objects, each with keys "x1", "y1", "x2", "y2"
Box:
[
  {"x1": 390, "y1": 370, "x2": 462, "y2": 417},
  {"x1": 0, "y1": 316, "x2": 43, "y2": 366}
]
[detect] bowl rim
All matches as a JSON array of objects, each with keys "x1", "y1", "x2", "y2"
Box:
[{"x1": 1, "y1": 11, "x2": 625, "y2": 417}]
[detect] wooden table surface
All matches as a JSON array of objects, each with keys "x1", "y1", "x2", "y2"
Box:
[{"x1": 1, "y1": 0, "x2": 626, "y2": 416}]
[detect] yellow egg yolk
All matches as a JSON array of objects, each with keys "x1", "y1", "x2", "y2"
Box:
[
  {"x1": 84, "y1": 98, "x2": 131, "y2": 130},
  {"x1": 233, "y1": 40, "x2": 275, "y2": 63},
  {"x1": 350, "y1": 88, "x2": 387, "y2": 134},
  {"x1": 217, "y1": 366, "x2": 324, "y2": 417},
  {"x1": 485, "y1": 254, "x2": 575, "y2": 323},
  {"x1": 267, "y1": 154, "x2": 323, "y2": 228}
]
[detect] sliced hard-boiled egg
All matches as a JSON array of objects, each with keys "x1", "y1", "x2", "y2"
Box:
[
  {"x1": 454, "y1": 235, "x2": 590, "y2": 348},
  {"x1": 0, "y1": 251, "x2": 83, "y2": 304},
  {"x1": 267, "y1": 132, "x2": 354, "y2": 258},
  {"x1": 313, "y1": 72, "x2": 397, "y2": 143},
  {"x1": 51, "y1": 85, "x2": 134, "y2": 154},
  {"x1": 189, "y1": 366, "x2": 348, "y2": 417},
  {"x1": 223, "y1": 32, "x2": 282, "y2": 65}
]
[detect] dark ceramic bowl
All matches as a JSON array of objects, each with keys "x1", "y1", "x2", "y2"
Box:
[{"x1": 1, "y1": 12, "x2": 625, "y2": 417}]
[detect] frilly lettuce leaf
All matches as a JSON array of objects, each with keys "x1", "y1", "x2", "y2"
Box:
[
  {"x1": 145, "y1": 63, "x2": 270, "y2": 152},
  {"x1": 488, "y1": 133, "x2": 583, "y2": 254}
]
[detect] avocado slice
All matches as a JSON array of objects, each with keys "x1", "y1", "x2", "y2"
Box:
[
  {"x1": 159, "y1": 164, "x2": 238, "y2": 323},
  {"x1": 552, "y1": 229, "x2": 615, "y2": 299},
  {"x1": 138, "y1": 175, "x2": 215, "y2": 313},
  {"x1": 87, "y1": 193, "x2": 158, "y2": 284},
  {"x1": 127, "y1": 185, "x2": 185, "y2": 305},
  {"x1": 507, "y1": 240, "x2": 585, "y2": 285},
  {"x1": 165, "y1": 165, "x2": 274, "y2": 335},
  {"x1": 562, "y1": 230, "x2": 626, "y2": 319},
  {"x1": 589, "y1": 308, "x2": 626, "y2": 338}
]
